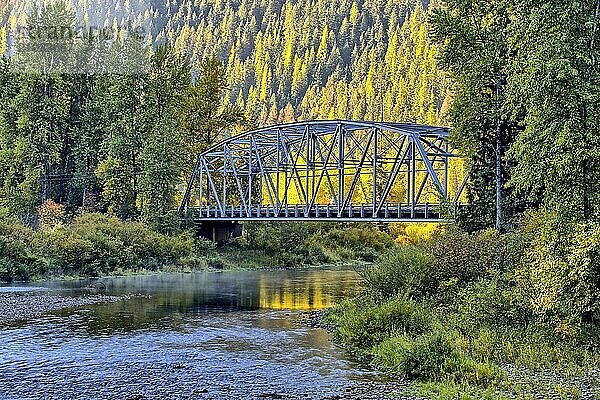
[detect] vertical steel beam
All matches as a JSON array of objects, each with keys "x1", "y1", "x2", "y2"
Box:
[
  {"x1": 305, "y1": 126, "x2": 310, "y2": 215},
  {"x1": 248, "y1": 136, "x2": 253, "y2": 217},
  {"x1": 276, "y1": 128, "x2": 281, "y2": 210},
  {"x1": 224, "y1": 148, "x2": 249, "y2": 212},
  {"x1": 444, "y1": 139, "x2": 449, "y2": 202},
  {"x1": 281, "y1": 135, "x2": 308, "y2": 206},
  {"x1": 222, "y1": 147, "x2": 228, "y2": 213},
  {"x1": 308, "y1": 134, "x2": 337, "y2": 210},
  {"x1": 342, "y1": 128, "x2": 374, "y2": 210},
  {"x1": 311, "y1": 128, "x2": 316, "y2": 210},
  {"x1": 337, "y1": 124, "x2": 345, "y2": 216},
  {"x1": 372, "y1": 128, "x2": 378, "y2": 215},
  {"x1": 252, "y1": 138, "x2": 279, "y2": 210},
  {"x1": 415, "y1": 153, "x2": 442, "y2": 204},
  {"x1": 203, "y1": 159, "x2": 224, "y2": 216},
  {"x1": 411, "y1": 137, "x2": 416, "y2": 218},
  {"x1": 376, "y1": 137, "x2": 409, "y2": 215},
  {"x1": 198, "y1": 159, "x2": 204, "y2": 215}
]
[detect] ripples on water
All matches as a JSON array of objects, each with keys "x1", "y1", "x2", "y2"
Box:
[
  {"x1": 0, "y1": 269, "x2": 392, "y2": 399},
  {"x1": 0, "y1": 287, "x2": 47, "y2": 293}
]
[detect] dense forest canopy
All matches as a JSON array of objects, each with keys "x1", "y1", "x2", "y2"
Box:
[
  {"x1": 0, "y1": 1, "x2": 247, "y2": 229},
  {"x1": 1, "y1": 0, "x2": 450, "y2": 125},
  {"x1": 0, "y1": 0, "x2": 598, "y2": 235},
  {"x1": 161, "y1": 0, "x2": 449, "y2": 125}
]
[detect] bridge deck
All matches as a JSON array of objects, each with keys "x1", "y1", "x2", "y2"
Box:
[{"x1": 183, "y1": 203, "x2": 445, "y2": 223}]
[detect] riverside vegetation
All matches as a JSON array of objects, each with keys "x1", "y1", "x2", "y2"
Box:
[
  {"x1": 0, "y1": 202, "x2": 396, "y2": 281},
  {"x1": 3, "y1": 209, "x2": 600, "y2": 398},
  {"x1": 314, "y1": 0, "x2": 595, "y2": 395},
  {"x1": 325, "y1": 216, "x2": 600, "y2": 398}
]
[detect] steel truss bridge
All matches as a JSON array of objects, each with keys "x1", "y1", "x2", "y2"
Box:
[{"x1": 179, "y1": 120, "x2": 468, "y2": 235}]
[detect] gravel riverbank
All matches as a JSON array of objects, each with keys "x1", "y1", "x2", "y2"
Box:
[{"x1": 0, "y1": 291, "x2": 132, "y2": 324}]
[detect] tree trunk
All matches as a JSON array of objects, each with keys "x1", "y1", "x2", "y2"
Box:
[
  {"x1": 41, "y1": 164, "x2": 47, "y2": 205},
  {"x1": 583, "y1": 0, "x2": 599, "y2": 221},
  {"x1": 583, "y1": 159, "x2": 591, "y2": 220},
  {"x1": 495, "y1": 78, "x2": 503, "y2": 232}
]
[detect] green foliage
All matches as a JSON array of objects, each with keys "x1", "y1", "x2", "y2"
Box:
[
  {"x1": 327, "y1": 222, "x2": 600, "y2": 395},
  {"x1": 39, "y1": 213, "x2": 200, "y2": 275},
  {"x1": 0, "y1": 215, "x2": 44, "y2": 281},
  {"x1": 182, "y1": 56, "x2": 246, "y2": 160},
  {"x1": 430, "y1": 0, "x2": 522, "y2": 231},
  {"x1": 0, "y1": 3, "x2": 246, "y2": 230},
  {"x1": 519, "y1": 212, "x2": 600, "y2": 328},
  {"x1": 506, "y1": 0, "x2": 600, "y2": 223},
  {"x1": 314, "y1": 226, "x2": 395, "y2": 262},
  {"x1": 360, "y1": 246, "x2": 435, "y2": 299},
  {"x1": 449, "y1": 278, "x2": 530, "y2": 332},
  {"x1": 425, "y1": 226, "x2": 527, "y2": 288},
  {"x1": 168, "y1": 0, "x2": 449, "y2": 125},
  {"x1": 3, "y1": 0, "x2": 451, "y2": 126},
  {"x1": 240, "y1": 222, "x2": 394, "y2": 267},
  {"x1": 325, "y1": 297, "x2": 432, "y2": 351},
  {"x1": 0, "y1": 235, "x2": 45, "y2": 281},
  {"x1": 0, "y1": 213, "x2": 210, "y2": 280},
  {"x1": 372, "y1": 332, "x2": 504, "y2": 385},
  {"x1": 432, "y1": 0, "x2": 600, "y2": 230}
]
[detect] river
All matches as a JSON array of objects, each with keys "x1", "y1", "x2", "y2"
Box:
[{"x1": 0, "y1": 269, "x2": 405, "y2": 400}]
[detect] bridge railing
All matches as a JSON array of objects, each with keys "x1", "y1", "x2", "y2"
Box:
[{"x1": 181, "y1": 202, "x2": 460, "y2": 222}]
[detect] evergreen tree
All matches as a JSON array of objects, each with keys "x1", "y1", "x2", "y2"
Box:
[
  {"x1": 431, "y1": 0, "x2": 521, "y2": 231},
  {"x1": 507, "y1": 0, "x2": 600, "y2": 223}
]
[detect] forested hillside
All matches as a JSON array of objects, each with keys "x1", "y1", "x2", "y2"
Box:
[
  {"x1": 163, "y1": 0, "x2": 449, "y2": 125},
  {"x1": 0, "y1": 0, "x2": 452, "y2": 225},
  {"x1": 1, "y1": 0, "x2": 450, "y2": 125}
]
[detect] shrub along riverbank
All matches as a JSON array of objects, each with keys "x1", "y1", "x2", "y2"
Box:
[
  {"x1": 0, "y1": 213, "x2": 207, "y2": 281},
  {"x1": 222, "y1": 222, "x2": 395, "y2": 269},
  {"x1": 324, "y1": 213, "x2": 600, "y2": 399},
  {"x1": 0, "y1": 213, "x2": 395, "y2": 281}
]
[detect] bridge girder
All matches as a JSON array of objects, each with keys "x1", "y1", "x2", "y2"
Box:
[{"x1": 179, "y1": 120, "x2": 468, "y2": 223}]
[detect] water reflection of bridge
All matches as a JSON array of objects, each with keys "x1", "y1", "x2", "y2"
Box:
[
  {"x1": 79, "y1": 270, "x2": 361, "y2": 333},
  {"x1": 258, "y1": 273, "x2": 346, "y2": 310},
  {"x1": 179, "y1": 120, "x2": 469, "y2": 240}
]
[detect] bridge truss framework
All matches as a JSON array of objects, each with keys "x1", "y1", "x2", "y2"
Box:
[{"x1": 179, "y1": 120, "x2": 468, "y2": 224}]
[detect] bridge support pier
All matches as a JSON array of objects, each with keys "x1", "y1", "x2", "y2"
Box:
[{"x1": 197, "y1": 221, "x2": 243, "y2": 242}]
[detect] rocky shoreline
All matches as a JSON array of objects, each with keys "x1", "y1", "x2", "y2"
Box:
[
  {"x1": 0, "y1": 291, "x2": 132, "y2": 324},
  {"x1": 295, "y1": 309, "x2": 333, "y2": 331}
]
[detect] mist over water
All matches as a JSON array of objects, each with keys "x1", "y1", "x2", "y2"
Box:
[{"x1": 0, "y1": 269, "x2": 396, "y2": 400}]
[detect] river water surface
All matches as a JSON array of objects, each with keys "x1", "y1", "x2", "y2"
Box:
[{"x1": 0, "y1": 269, "x2": 403, "y2": 400}]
